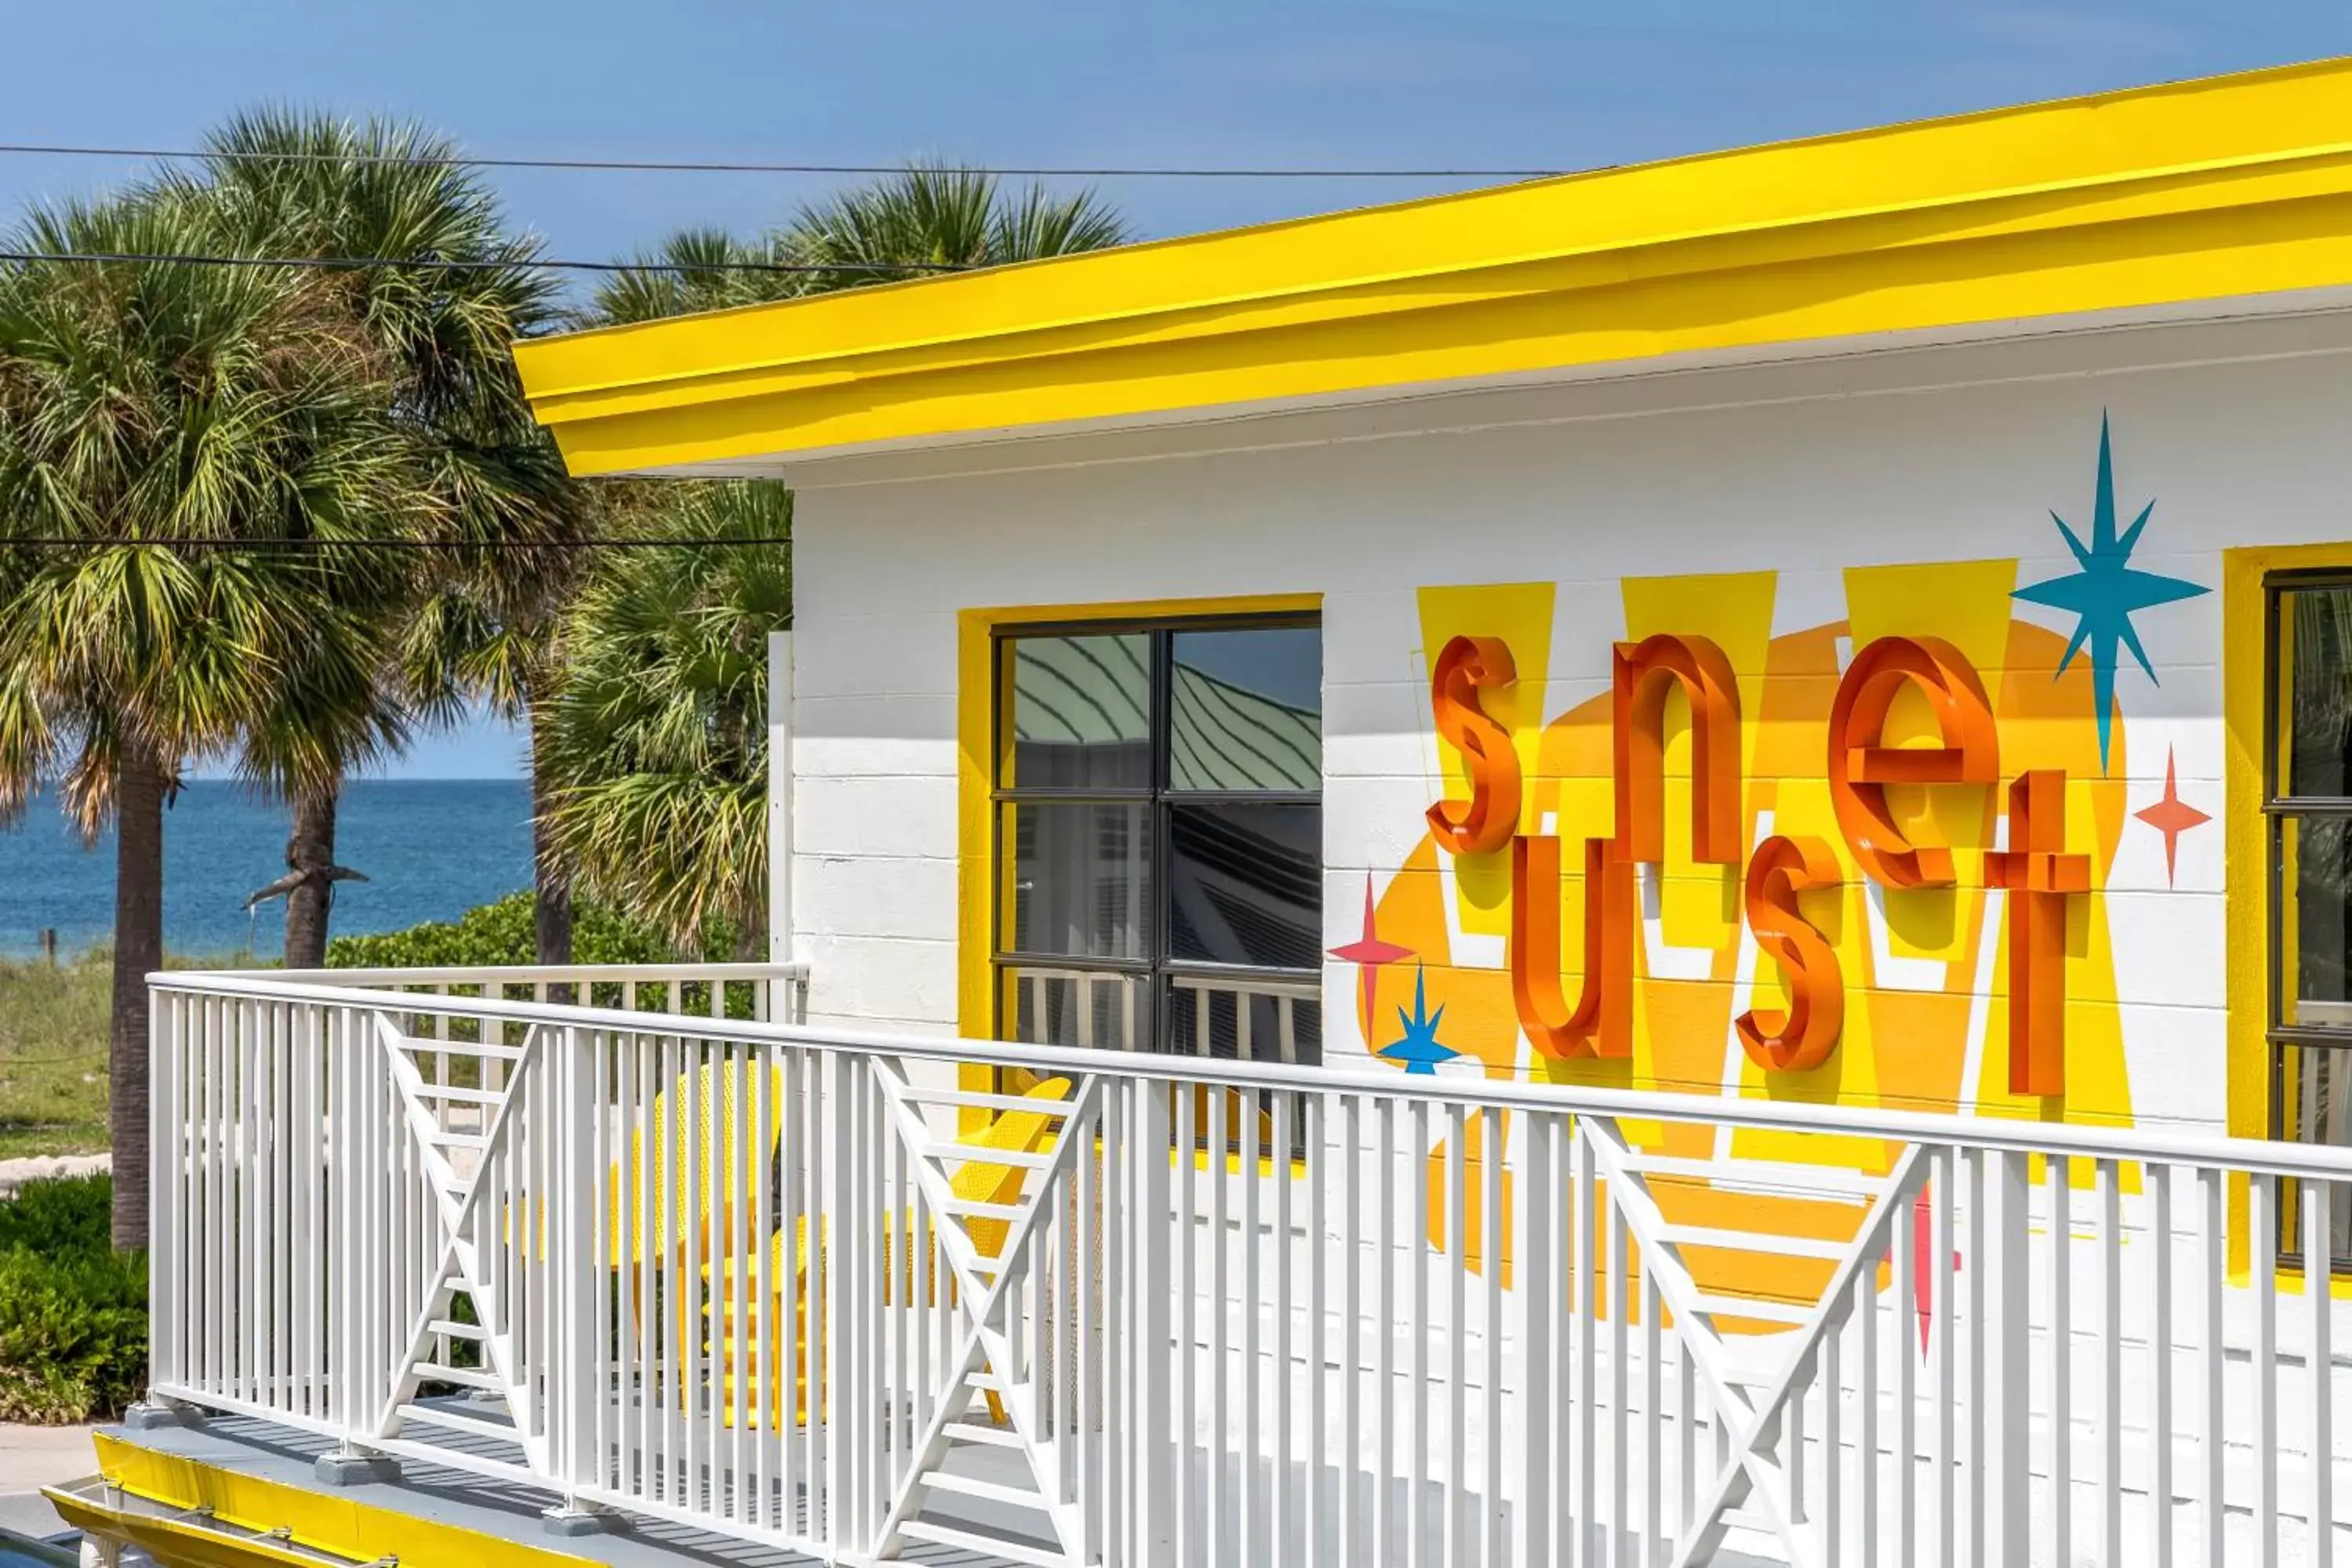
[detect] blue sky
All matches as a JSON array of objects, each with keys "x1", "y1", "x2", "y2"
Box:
[{"x1": 6, "y1": 2, "x2": 2347, "y2": 777}]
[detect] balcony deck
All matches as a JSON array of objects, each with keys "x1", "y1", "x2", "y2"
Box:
[
  {"x1": 91, "y1": 960, "x2": 2352, "y2": 1567},
  {"x1": 53, "y1": 1409, "x2": 1054, "y2": 1567}
]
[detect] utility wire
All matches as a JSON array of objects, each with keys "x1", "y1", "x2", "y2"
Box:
[
  {"x1": 0, "y1": 248, "x2": 965, "y2": 276},
  {"x1": 0, "y1": 140, "x2": 1566, "y2": 180}
]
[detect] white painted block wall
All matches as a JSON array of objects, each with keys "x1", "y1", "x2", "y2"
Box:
[{"x1": 784, "y1": 316, "x2": 2352, "y2": 1141}]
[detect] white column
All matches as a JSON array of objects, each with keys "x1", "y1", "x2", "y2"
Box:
[{"x1": 768, "y1": 629, "x2": 794, "y2": 964}]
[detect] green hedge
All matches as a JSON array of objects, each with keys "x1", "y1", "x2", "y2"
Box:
[
  {"x1": 325, "y1": 891, "x2": 740, "y2": 969},
  {"x1": 0, "y1": 1174, "x2": 146, "y2": 1423}
]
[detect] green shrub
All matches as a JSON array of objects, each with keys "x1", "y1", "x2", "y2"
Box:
[
  {"x1": 0, "y1": 1170, "x2": 113, "y2": 1254},
  {"x1": 0, "y1": 1174, "x2": 147, "y2": 1423},
  {"x1": 326, "y1": 891, "x2": 739, "y2": 969}
]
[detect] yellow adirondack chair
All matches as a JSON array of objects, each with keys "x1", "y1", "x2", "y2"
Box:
[
  {"x1": 704, "y1": 1076, "x2": 1076, "y2": 1429},
  {"x1": 604, "y1": 1058, "x2": 789, "y2": 1267}
]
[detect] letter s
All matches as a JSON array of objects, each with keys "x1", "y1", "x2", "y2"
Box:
[{"x1": 1427, "y1": 634, "x2": 1522, "y2": 855}]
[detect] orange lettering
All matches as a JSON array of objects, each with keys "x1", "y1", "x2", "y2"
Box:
[
  {"x1": 1736, "y1": 834, "x2": 1846, "y2": 1072},
  {"x1": 1984, "y1": 770, "x2": 2089, "y2": 1096},
  {"x1": 1613, "y1": 633, "x2": 1743, "y2": 866},
  {"x1": 1427, "y1": 635, "x2": 1522, "y2": 855},
  {"x1": 1826, "y1": 636, "x2": 1999, "y2": 887},
  {"x1": 1509, "y1": 834, "x2": 1635, "y2": 1059}
]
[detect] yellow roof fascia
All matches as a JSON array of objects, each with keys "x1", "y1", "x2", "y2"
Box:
[{"x1": 516, "y1": 55, "x2": 2352, "y2": 476}]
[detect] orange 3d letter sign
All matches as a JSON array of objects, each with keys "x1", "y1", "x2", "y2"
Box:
[
  {"x1": 1426, "y1": 635, "x2": 1522, "y2": 855},
  {"x1": 1736, "y1": 835, "x2": 1845, "y2": 1071},
  {"x1": 1985, "y1": 770, "x2": 2089, "y2": 1095},
  {"x1": 1426, "y1": 626, "x2": 2087, "y2": 1098},
  {"x1": 1613, "y1": 633, "x2": 1744, "y2": 866},
  {"x1": 1826, "y1": 636, "x2": 1999, "y2": 887},
  {"x1": 1511, "y1": 833, "x2": 1635, "y2": 1060}
]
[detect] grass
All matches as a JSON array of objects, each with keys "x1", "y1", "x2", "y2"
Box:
[
  {"x1": 0, "y1": 953, "x2": 113, "y2": 1160},
  {"x1": 0, "y1": 949, "x2": 253, "y2": 1160}
]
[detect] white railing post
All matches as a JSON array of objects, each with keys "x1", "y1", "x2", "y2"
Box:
[
  {"x1": 147, "y1": 989, "x2": 179, "y2": 1392},
  {"x1": 1513, "y1": 1107, "x2": 1554, "y2": 1568},
  {"x1": 1133, "y1": 1076, "x2": 1174, "y2": 1566},
  {"x1": 552, "y1": 1022, "x2": 597, "y2": 1513},
  {"x1": 768, "y1": 629, "x2": 793, "y2": 968},
  {"x1": 1984, "y1": 1147, "x2": 2031, "y2": 1566}
]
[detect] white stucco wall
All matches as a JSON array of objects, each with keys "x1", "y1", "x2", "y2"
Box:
[{"x1": 780, "y1": 306, "x2": 2352, "y2": 1138}]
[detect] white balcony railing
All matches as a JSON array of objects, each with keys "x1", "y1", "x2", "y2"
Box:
[{"x1": 146, "y1": 967, "x2": 2352, "y2": 1567}]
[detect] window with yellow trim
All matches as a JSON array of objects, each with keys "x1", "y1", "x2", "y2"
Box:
[
  {"x1": 990, "y1": 615, "x2": 1323, "y2": 1069},
  {"x1": 2267, "y1": 572, "x2": 2352, "y2": 1264}
]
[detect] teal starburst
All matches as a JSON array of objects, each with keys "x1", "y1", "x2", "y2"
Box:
[
  {"x1": 1380, "y1": 965, "x2": 1459, "y2": 1076},
  {"x1": 2011, "y1": 415, "x2": 2207, "y2": 771}
]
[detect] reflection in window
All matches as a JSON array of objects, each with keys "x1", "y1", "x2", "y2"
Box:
[
  {"x1": 1170, "y1": 626, "x2": 1323, "y2": 791},
  {"x1": 2288, "y1": 588, "x2": 2352, "y2": 800},
  {"x1": 2286, "y1": 815, "x2": 2352, "y2": 1031},
  {"x1": 1167, "y1": 802, "x2": 1321, "y2": 970},
  {"x1": 993, "y1": 617, "x2": 1323, "y2": 1077},
  {"x1": 1004, "y1": 966, "x2": 1147, "y2": 1052},
  {"x1": 1005, "y1": 633, "x2": 1151, "y2": 789},
  {"x1": 1006, "y1": 802, "x2": 1150, "y2": 960},
  {"x1": 2284, "y1": 1047, "x2": 2352, "y2": 1258},
  {"x1": 2271, "y1": 580, "x2": 2352, "y2": 1275}
]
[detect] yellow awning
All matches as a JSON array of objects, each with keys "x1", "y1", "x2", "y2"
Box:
[{"x1": 516, "y1": 54, "x2": 2352, "y2": 477}]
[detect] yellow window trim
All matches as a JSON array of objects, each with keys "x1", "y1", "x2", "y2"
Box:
[
  {"x1": 2223, "y1": 543, "x2": 2352, "y2": 1275},
  {"x1": 956, "y1": 593, "x2": 1322, "y2": 1123}
]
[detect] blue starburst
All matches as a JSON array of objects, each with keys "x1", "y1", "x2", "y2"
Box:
[
  {"x1": 1380, "y1": 966, "x2": 1459, "y2": 1076},
  {"x1": 2011, "y1": 415, "x2": 2207, "y2": 771}
]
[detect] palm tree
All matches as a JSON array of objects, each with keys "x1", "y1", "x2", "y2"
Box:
[
  {"x1": 583, "y1": 227, "x2": 814, "y2": 325},
  {"x1": 179, "y1": 109, "x2": 584, "y2": 967},
  {"x1": 552, "y1": 168, "x2": 1131, "y2": 945},
  {"x1": 587, "y1": 162, "x2": 1132, "y2": 324},
  {"x1": 0, "y1": 190, "x2": 402, "y2": 1247},
  {"x1": 786, "y1": 161, "x2": 1131, "y2": 285},
  {"x1": 539, "y1": 484, "x2": 790, "y2": 949}
]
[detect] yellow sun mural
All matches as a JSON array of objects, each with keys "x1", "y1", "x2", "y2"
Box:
[{"x1": 1363, "y1": 561, "x2": 2182, "y2": 1309}]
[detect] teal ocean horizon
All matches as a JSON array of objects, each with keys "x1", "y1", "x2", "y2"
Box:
[{"x1": 0, "y1": 779, "x2": 534, "y2": 961}]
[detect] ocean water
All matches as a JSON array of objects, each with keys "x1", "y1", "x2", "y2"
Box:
[{"x1": 0, "y1": 779, "x2": 533, "y2": 960}]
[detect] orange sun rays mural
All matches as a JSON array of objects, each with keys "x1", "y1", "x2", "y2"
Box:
[{"x1": 1343, "y1": 465, "x2": 2215, "y2": 1315}]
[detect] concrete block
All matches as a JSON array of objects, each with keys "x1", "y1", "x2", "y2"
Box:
[
  {"x1": 119, "y1": 1402, "x2": 201, "y2": 1432},
  {"x1": 541, "y1": 1507, "x2": 614, "y2": 1537},
  {"x1": 313, "y1": 1451, "x2": 401, "y2": 1487}
]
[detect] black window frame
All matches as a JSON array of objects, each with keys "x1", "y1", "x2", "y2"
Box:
[
  {"x1": 2263, "y1": 568, "x2": 2352, "y2": 1270},
  {"x1": 988, "y1": 611, "x2": 1324, "y2": 1062}
]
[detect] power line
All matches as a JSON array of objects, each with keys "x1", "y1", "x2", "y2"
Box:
[
  {"x1": 0, "y1": 248, "x2": 964, "y2": 276},
  {"x1": 0, "y1": 140, "x2": 1566, "y2": 180}
]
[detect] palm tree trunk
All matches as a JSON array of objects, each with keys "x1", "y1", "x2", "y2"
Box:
[
  {"x1": 111, "y1": 743, "x2": 165, "y2": 1252},
  {"x1": 283, "y1": 786, "x2": 338, "y2": 968},
  {"x1": 529, "y1": 699, "x2": 574, "y2": 998}
]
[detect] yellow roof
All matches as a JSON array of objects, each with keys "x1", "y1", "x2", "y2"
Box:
[{"x1": 517, "y1": 56, "x2": 2352, "y2": 477}]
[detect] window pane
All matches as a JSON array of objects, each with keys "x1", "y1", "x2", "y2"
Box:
[
  {"x1": 1163, "y1": 974, "x2": 1322, "y2": 1066},
  {"x1": 1004, "y1": 633, "x2": 1151, "y2": 789},
  {"x1": 1167, "y1": 802, "x2": 1320, "y2": 969},
  {"x1": 2285, "y1": 813, "x2": 2352, "y2": 1031},
  {"x1": 1004, "y1": 802, "x2": 1150, "y2": 959},
  {"x1": 1169, "y1": 626, "x2": 1321, "y2": 791},
  {"x1": 2284, "y1": 587, "x2": 2352, "y2": 797},
  {"x1": 2281, "y1": 1047, "x2": 2352, "y2": 1263},
  {"x1": 1002, "y1": 966, "x2": 1148, "y2": 1051}
]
